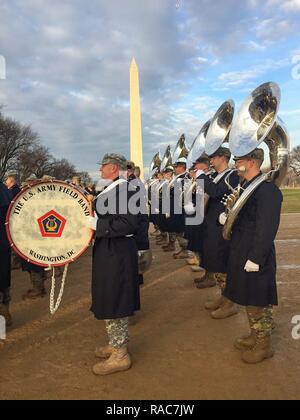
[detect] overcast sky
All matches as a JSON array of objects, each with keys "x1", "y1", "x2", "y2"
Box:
[{"x1": 0, "y1": 0, "x2": 300, "y2": 178}]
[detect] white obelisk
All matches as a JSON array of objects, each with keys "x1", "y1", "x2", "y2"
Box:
[{"x1": 130, "y1": 58, "x2": 144, "y2": 179}]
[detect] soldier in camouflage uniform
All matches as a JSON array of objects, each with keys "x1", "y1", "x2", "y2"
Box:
[
  {"x1": 222, "y1": 149, "x2": 282, "y2": 364},
  {"x1": 88, "y1": 154, "x2": 140, "y2": 376}
]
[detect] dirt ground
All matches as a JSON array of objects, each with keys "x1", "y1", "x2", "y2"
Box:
[{"x1": 0, "y1": 214, "x2": 300, "y2": 400}]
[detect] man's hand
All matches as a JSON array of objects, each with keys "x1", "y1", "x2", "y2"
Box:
[
  {"x1": 219, "y1": 212, "x2": 227, "y2": 226},
  {"x1": 244, "y1": 260, "x2": 260, "y2": 272},
  {"x1": 87, "y1": 215, "x2": 98, "y2": 231},
  {"x1": 184, "y1": 202, "x2": 196, "y2": 215}
]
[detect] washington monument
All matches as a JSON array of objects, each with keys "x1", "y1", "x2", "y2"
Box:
[{"x1": 130, "y1": 58, "x2": 144, "y2": 179}]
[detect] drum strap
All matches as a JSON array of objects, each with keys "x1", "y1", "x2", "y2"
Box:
[{"x1": 50, "y1": 264, "x2": 69, "y2": 315}]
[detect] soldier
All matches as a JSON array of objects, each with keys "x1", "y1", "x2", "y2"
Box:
[
  {"x1": 4, "y1": 171, "x2": 22, "y2": 270},
  {"x1": 127, "y1": 161, "x2": 136, "y2": 182},
  {"x1": 87, "y1": 153, "x2": 140, "y2": 375},
  {"x1": 163, "y1": 158, "x2": 188, "y2": 258},
  {"x1": 4, "y1": 171, "x2": 21, "y2": 198},
  {"x1": 184, "y1": 155, "x2": 210, "y2": 272},
  {"x1": 0, "y1": 181, "x2": 12, "y2": 326},
  {"x1": 222, "y1": 149, "x2": 282, "y2": 364},
  {"x1": 127, "y1": 160, "x2": 150, "y2": 324},
  {"x1": 195, "y1": 147, "x2": 240, "y2": 319},
  {"x1": 148, "y1": 173, "x2": 161, "y2": 237},
  {"x1": 156, "y1": 167, "x2": 173, "y2": 247}
]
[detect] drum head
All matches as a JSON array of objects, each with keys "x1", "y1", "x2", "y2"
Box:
[{"x1": 6, "y1": 181, "x2": 94, "y2": 267}]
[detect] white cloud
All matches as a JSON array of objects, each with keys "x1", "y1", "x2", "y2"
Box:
[{"x1": 0, "y1": 0, "x2": 298, "y2": 176}]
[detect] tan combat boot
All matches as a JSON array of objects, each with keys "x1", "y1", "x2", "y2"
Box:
[
  {"x1": 211, "y1": 298, "x2": 238, "y2": 319},
  {"x1": 234, "y1": 332, "x2": 256, "y2": 351},
  {"x1": 205, "y1": 295, "x2": 226, "y2": 311},
  {"x1": 95, "y1": 344, "x2": 114, "y2": 359},
  {"x1": 156, "y1": 235, "x2": 168, "y2": 245},
  {"x1": 194, "y1": 271, "x2": 207, "y2": 285},
  {"x1": 196, "y1": 272, "x2": 217, "y2": 289},
  {"x1": 162, "y1": 243, "x2": 176, "y2": 252},
  {"x1": 173, "y1": 249, "x2": 190, "y2": 259},
  {"x1": 93, "y1": 346, "x2": 132, "y2": 375},
  {"x1": 186, "y1": 255, "x2": 199, "y2": 266},
  {"x1": 242, "y1": 337, "x2": 274, "y2": 364},
  {"x1": 0, "y1": 303, "x2": 13, "y2": 327},
  {"x1": 191, "y1": 265, "x2": 202, "y2": 273}
]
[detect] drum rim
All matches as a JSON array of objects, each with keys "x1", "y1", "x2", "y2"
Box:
[{"x1": 5, "y1": 180, "x2": 94, "y2": 268}]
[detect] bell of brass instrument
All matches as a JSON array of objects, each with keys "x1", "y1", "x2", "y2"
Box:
[
  {"x1": 223, "y1": 82, "x2": 290, "y2": 240},
  {"x1": 187, "y1": 120, "x2": 211, "y2": 169},
  {"x1": 160, "y1": 145, "x2": 173, "y2": 172},
  {"x1": 202, "y1": 101, "x2": 235, "y2": 211},
  {"x1": 149, "y1": 152, "x2": 162, "y2": 178},
  {"x1": 173, "y1": 134, "x2": 189, "y2": 163},
  {"x1": 205, "y1": 100, "x2": 235, "y2": 156}
]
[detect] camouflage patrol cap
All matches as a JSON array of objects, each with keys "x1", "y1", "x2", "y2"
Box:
[
  {"x1": 233, "y1": 148, "x2": 264, "y2": 162},
  {"x1": 4, "y1": 170, "x2": 18, "y2": 179},
  {"x1": 208, "y1": 147, "x2": 231, "y2": 159},
  {"x1": 100, "y1": 153, "x2": 128, "y2": 170},
  {"x1": 194, "y1": 153, "x2": 210, "y2": 165},
  {"x1": 126, "y1": 161, "x2": 135, "y2": 170},
  {"x1": 163, "y1": 166, "x2": 174, "y2": 174}
]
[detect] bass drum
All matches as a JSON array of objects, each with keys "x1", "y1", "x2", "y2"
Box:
[{"x1": 6, "y1": 181, "x2": 94, "y2": 267}]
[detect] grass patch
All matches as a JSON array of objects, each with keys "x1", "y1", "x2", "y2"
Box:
[{"x1": 281, "y1": 189, "x2": 300, "y2": 213}]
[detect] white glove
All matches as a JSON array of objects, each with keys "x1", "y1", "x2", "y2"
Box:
[
  {"x1": 184, "y1": 202, "x2": 196, "y2": 215},
  {"x1": 166, "y1": 213, "x2": 171, "y2": 219},
  {"x1": 87, "y1": 214, "x2": 98, "y2": 231},
  {"x1": 219, "y1": 212, "x2": 227, "y2": 226},
  {"x1": 154, "y1": 208, "x2": 159, "y2": 214},
  {"x1": 196, "y1": 170, "x2": 205, "y2": 178},
  {"x1": 244, "y1": 260, "x2": 260, "y2": 272}
]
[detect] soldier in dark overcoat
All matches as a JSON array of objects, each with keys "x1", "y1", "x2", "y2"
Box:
[
  {"x1": 88, "y1": 154, "x2": 140, "y2": 376},
  {"x1": 0, "y1": 181, "x2": 12, "y2": 326},
  {"x1": 195, "y1": 147, "x2": 240, "y2": 320},
  {"x1": 222, "y1": 149, "x2": 282, "y2": 364}
]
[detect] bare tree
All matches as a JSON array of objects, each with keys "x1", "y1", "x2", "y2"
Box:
[
  {"x1": 290, "y1": 146, "x2": 300, "y2": 176},
  {"x1": 0, "y1": 112, "x2": 38, "y2": 180},
  {"x1": 77, "y1": 171, "x2": 92, "y2": 185},
  {"x1": 49, "y1": 158, "x2": 76, "y2": 181},
  {"x1": 16, "y1": 145, "x2": 53, "y2": 181}
]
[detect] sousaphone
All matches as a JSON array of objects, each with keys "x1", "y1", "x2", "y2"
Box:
[
  {"x1": 160, "y1": 145, "x2": 173, "y2": 172},
  {"x1": 149, "y1": 152, "x2": 162, "y2": 178},
  {"x1": 205, "y1": 100, "x2": 235, "y2": 156},
  {"x1": 223, "y1": 82, "x2": 290, "y2": 240},
  {"x1": 173, "y1": 134, "x2": 189, "y2": 163}
]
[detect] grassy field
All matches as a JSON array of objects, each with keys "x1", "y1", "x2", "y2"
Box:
[{"x1": 281, "y1": 188, "x2": 300, "y2": 213}]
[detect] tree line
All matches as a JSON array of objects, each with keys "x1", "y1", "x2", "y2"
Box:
[{"x1": 0, "y1": 109, "x2": 91, "y2": 184}]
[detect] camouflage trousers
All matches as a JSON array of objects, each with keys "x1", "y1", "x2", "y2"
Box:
[
  {"x1": 246, "y1": 306, "x2": 273, "y2": 342},
  {"x1": 105, "y1": 317, "x2": 129, "y2": 349},
  {"x1": 169, "y1": 233, "x2": 188, "y2": 250},
  {"x1": 30, "y1": 271, "x2": 47, "y2": 290},
  {"x1": 214, "y1": 273, "x2": 227, "y2": 292}
]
